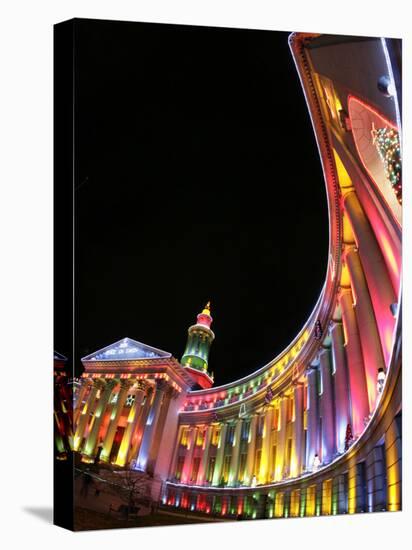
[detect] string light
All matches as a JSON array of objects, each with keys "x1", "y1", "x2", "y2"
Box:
[{"x1": 371, "y1": 123, "x2": 402, "y2": 204}]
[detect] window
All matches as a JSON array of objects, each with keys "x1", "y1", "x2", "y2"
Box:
[
  {"x1": 273, "y1": 408, "x2": 280, "y2": 431},
  {"x1": 289, "y1": 396, "x2": 295, "y2": 422},
  {"x1": 303, "y1": 385, "x2": 308, "y2": 410},
  {"x1": 290, "y1": 490, "x2": 301, "y2": 517},
  {"x1": 180, "y1": 428, "x2": 190, "y2": 447},
  {"x1": 222, "y1": 455, "x2": 231, "y2": 483},
  {"x1": 191, "y1": 457, "x2": 201, "y2": 482},
  {"x1": 271, "y1": 445, "x2": 277, "y2": 479},
  {"x1": 211, "y1": 427, "x2": 220, "y2": 446},
  {"x1": 322, "y1": 479, "x2": 332, "y2": 515},
  {"x1": 227, "y1": 425, "x2": 235, "y2": 446},
  {"x1": 319, "y1": 418, "x2": 323, "y2": 462},
  {"x1": 341, "y1": 472, "x2": 349, "y2": 514},
  {"x1": 319, "y1": 76, "x2": 340, "y2": 123},
  {"x1": 238, "y1": 453, "x2": 247, "y2": 483},
  {"x1": 241, "y1": 421, "x2": 250, "y2": 441},
  {"x1": 254, "y1": 449, "x2": 262, "y2": 476},
  {"x1": 275, "y1": 492, "x2": 284, "y2": 518},
  {"x1": 196, "y1": 428, "x2": 205, "y2": 447},
  {"x1": 285, "y1": 439, "x2": 292, "y2": 477},
  {"x1": 303, "y1": 428, "x2": 307, "y2": 469},
  {"x1": 357, "y1": 462, "x2": 367, "y2": 513},
  {"x1": 306, "y1": 485, "x2": 316, "y2": 517},
  {"x1": 175, "y1": 455, "x2": 184, "y2": 480},
  {"x1": 257, "y1": 416, "x2": 264, "y2": 436},
  {"x1": 207, "y1": 456, "x2": 216, "y2": 482}
]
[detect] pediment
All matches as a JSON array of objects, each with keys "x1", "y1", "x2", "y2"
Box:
[{"x1": 81, "y1": 337, "x2": 171, "y2": 362}]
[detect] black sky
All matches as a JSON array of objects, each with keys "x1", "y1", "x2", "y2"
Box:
[{"x1": 70, "y1": 19, "x2": 328, "y2": 385}]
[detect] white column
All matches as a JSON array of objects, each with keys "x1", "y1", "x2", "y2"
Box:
[
  {"x1": 74, "y1": 379, "x2": 102, "y2": 451},
  {"x1": 73, "y1": 380, "x2": 92, "y2": 426},
  {"x1": 212, "y1": 423, "x2": 228, "y2": 486},
  {"x1": 290, "y1": 384, "x2": 304, "y2": 478},
  {"x1": 115, "y1": 381, "x2": 147, "y2": 466},
  {"x1": 101, "y1": 381, "x2": 131, "y2": 462},
  {"x1": 181, "y1": 426, "x2": 199, "y2": 483},
  {"x1": 244, "y1": 415, "x2": 258, "y2": 485},
  {"x1": 330, "y1": 320, "x2": 351, "y2": 453},
  {"x1": 228, "y1": 419, "x2": 243, "y2": 486},
  {"x1": 168, "y1": 424, "x2": 184, "y2": 481},
  {"x1": 275, "y1": 397, "x2": 288, "y2": 481},
  {"x1": 83, "y1": 379, "x2": 115, "y2": 457},
  {"x1": 319, "y1": 347, "x2": 336, "y2": 463},
  {"x1": 127, "y1": 385, "x2": 153, "y2": 464},
  {"x1": 343, "y1": 191, "x2": 396, "y2": 364},
  {"x1": 197, "y1": 425, "x2": 213, "y2": 485},
  {"x1": 306, "y1": 367, "x2": 319, "y2": 470},
  {"x1": 345, "y1": 247, "x2": 386, "y2": 411},
  {"x1": 136, "y1": 380, "x2": 167, "y2": 471},
  {"x1": 340, "y1": 288, "x2": 369, "y2": 436},
  {"x1": 259, "y1": 406, "x2": 274, "y2": 484}
]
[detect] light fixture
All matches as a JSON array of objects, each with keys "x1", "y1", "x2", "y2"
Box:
[
  {"x1": 377, "y1": 75, "x2": 395, "y2": 97},
  {"x1": 377, "y1": 368, "x2": 386, "y2": 394},
  {"x1": 390, "y1": 302, "x2": 398, "y2": 317}
]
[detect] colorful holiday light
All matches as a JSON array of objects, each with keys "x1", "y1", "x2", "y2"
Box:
[{"x1": 371, "y1": 123, "x2": 402, "y2": 204}]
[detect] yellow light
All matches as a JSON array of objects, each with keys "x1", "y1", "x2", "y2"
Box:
[
  {"x1": 127, "y1": 406, "x2": 136, "y2": 423},
  {"x1": 333, "y1": 149, "x2": 353, "y2": 189},
  {"x1": 201, "y1": 301, "x2": 211, "y2": 315},
  {"x1": 340, "y1": 261, "x2": 351, "y2": 288},
  {"x1": 348, "y1": 462, "x2": 357, "y2": 514},
  {"x1": 334, "y1": 94, "x2": 342, "y2": 116}
]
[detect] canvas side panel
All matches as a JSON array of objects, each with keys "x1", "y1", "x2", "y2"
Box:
[{"x1": 53, "y1": 18, "x2": 76, "y2": 532}]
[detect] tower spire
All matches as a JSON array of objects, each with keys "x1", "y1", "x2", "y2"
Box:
[
  {"x1": 202, "y1": 301, "x2": 211, "y2": 315},
  {"x1": 181, "y1": 302, "x2": 215, "y2": 389}
]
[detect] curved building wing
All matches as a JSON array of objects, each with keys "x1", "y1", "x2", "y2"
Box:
[{"x1": 70, "y1": 32, "x2": 402, "y2": 520}]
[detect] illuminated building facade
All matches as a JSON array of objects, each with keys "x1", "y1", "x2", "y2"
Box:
[{"x1": 69, "y1": 32, "x2": 402, "y2": 519}]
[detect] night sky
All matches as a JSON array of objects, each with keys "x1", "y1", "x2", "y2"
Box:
[{"x1": 70, "y1": 19, "x2": 328, "y2": 384}]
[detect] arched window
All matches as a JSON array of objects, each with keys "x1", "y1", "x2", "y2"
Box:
[{"x1": 348, "y1": 95, "x2": 401, "y2": 222}]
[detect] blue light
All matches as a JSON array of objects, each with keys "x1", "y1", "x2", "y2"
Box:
[{"x1": 82, "y1": 337, "x2": 171, "y2": 362}]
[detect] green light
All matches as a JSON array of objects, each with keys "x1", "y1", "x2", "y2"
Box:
[{"x1": 300, "y1": 493, "x2": 306, "y2": 517}]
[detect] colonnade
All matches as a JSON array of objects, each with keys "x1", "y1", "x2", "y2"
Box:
[
  {"x1": 164, "y1": 408, "x2": 401, "y2": 517},
  {"x1": 166, "y1": 149, "x2": 401, "y2": 511},
  {"x1": 73, "y1": 377, "x2": 173, "y2": 473}
]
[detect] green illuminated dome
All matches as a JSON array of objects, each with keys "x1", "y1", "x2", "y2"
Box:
[{"x1": 181, "y1": 302, "x2": 215, "y2": 375}]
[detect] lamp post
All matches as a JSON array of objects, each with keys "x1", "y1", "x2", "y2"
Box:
[{"x1": 377, "y1": 368, "x2": 386, "y2": 394}]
